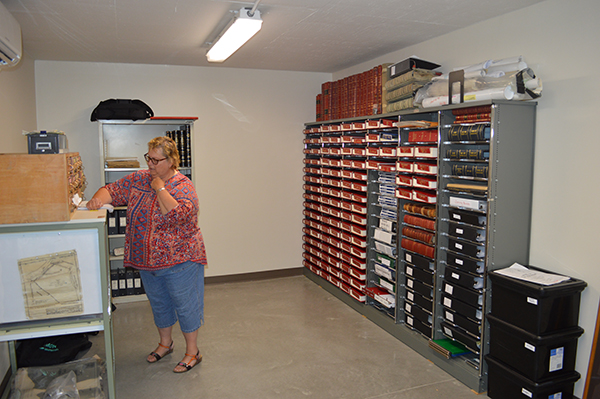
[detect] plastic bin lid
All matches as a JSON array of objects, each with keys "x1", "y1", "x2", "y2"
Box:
[
  {"x1": 489, "y1": 265, "x2": 587, "y2": 298},
  {"x1": 487, "y1": 313, "x2": 584, "y2": 342}
]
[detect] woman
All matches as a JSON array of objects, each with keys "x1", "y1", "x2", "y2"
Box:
[{"x1": 87, "y1": 136, "x2": 207, "y2": 373}]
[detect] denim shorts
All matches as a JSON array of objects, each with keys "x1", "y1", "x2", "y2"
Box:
[{"x1": 139, "y1": 261, "x2": 205, "y2": 333}]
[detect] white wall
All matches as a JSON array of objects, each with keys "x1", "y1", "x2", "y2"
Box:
[
  {"x1": 335, "y1": 0, "x2": 600, "y2": 396},
  {"x1": 34, "y1": 62, "x2": 329, "y2": 278},
  {"x1": 0, "y1": 53, "x2": 37, "y2": 152}
]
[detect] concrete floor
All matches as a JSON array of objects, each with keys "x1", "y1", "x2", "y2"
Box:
[{"x1": 91, "y1": 275, "x2": 483, "y2": 398}]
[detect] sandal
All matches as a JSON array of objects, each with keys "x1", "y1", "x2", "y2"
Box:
[
  {"x1": 147, "y1": 341, "x2": 174, "y2": 363},
  {"x1": 173, "y1": 351, "x2": 202, "y2": 373}
]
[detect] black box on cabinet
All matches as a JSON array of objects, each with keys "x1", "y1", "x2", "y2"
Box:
[
  {"x1": 485, "y1": 355, "x2": 580, "y2": 399},
  {"x1": 404, "y1": 251, "x2": 434, "y2": 271},
  {"x1": 444, "y1": 308, "x2": 481, "y2": 338},
  {"x1": 489, "y1": 267, "x2": 587, "y2": 335},
  {"x1": 442, "y1": 294, "x2": 482, "y2": 323},
  {"x1": 444, "y1": 265, "x2": 484, "y2": 290},
  {"x1": 440, "y1": 321, "x2": 480, "y2": 354},
  {"x1": 27, "y1": 132, "x2": 68, "y2": 154},
  {"x1": 447, "y1": 208, "x2": 486, "y2": 227},
  {"x1": 405, "y1": 312, "x2": 432, "y2": 337},
  {"x1": 487, "y1": 314, "x2": 583, "y2": 381},
  {"x1": 445, "y1": 252, "x2": 484, "y2": 274}
]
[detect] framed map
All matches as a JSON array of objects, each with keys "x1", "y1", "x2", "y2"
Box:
[{"x1": 18, "y1": 249, "x2": 83, "y2": 320}]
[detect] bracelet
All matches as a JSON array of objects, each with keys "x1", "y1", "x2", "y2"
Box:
[{"x1": 156, "y1": 187, "x2": 166, "y2": 193}]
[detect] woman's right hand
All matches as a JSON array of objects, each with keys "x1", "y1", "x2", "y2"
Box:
[{"x1": 86, "y1": 197, "x2": 104, "y2": 210}]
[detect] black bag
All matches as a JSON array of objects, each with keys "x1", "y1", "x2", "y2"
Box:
[
  {"x1": 16, "y1": 333, "x2": 93, "y2": 367},
  {"x1": 90, "y1": 99, "x2": 154, "y2": 121}
]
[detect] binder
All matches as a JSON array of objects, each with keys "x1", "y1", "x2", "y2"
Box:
[
  {"x1": 110, "y1": 270, "x2": 120, "y2": 297},
  {"x1": 133, "y1": 269, "x2": 144, "y2": 295},
  {"x1": 125, "y1": 268, "x2": 135, "y2": 296},
  {"x1": 118, "y1": 268, "x2": 127, "y2": 296},
  {"x1": 184, "y1": 125, "x2": 192, "y2": 168},
  {"x1": 117, "y1": 209, "x2": 127, "y2": 235},
  {"x1": 107, "y1": 211, "x2": 118, "y2": 235}
]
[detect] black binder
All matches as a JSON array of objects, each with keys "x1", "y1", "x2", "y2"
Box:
[
  {"x1": 117, "y1": 209, "x2": 127, "y2": 235},
  {"x1": 118, "y1": 268, "x2": 127, "y2": 296},
  {"x1": 133, "y1": 269, "x2": 144, "y2": 295},
  {"x1": 125, "y1": 268, "x2": 135, "y2": 296},
  {"x1": 110, "y1": 270, "x2": 120, "y2": 297},
  {"x1": 107, "y1": 211, "x2": 118, "y2": 235}
]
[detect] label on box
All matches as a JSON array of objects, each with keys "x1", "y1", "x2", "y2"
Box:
[
  {"x1": 527, "y1": 297, "x2": 539, "y2": 305},
  {"x1": 444, "y1": 297, "x2": 452, "y2": 307},
  {"x1": 445, "y1": 284, "x2": 453, "y2": 295},
  {"x1": 549, "y1": 393, "x2": 562, "y2": 399},
  {"x1": 445, "y1": 311, "x2": 454, "y2": 322},
  {"x1": 549, "y1": 347, "x2": 564, "y2": 372},
  {"x1": 521, "y1": 388, "x2": 533, "y2": 398},
  {"x1": 524, "y1": 342, "x2": 536, "y2": 352}
]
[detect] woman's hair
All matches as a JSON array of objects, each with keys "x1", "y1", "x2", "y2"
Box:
[{"x1": 148, "y1": 136, "x2": 180, "y2": 169}]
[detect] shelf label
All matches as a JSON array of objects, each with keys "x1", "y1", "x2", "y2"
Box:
[{"x1": 521, "y1": 388, "x2": 533, "y2": 398}]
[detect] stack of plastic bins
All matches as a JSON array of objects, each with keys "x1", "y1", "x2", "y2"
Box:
[{"x1": 485, "y1": 266, "x2": 587, "y2": 399}]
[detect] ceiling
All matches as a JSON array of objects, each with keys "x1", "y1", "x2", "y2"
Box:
[{"x1": 2, "y1": 0, "x2": 544, "y2": 73}]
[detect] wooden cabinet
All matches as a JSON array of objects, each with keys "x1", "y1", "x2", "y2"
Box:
[{"x1": 0, "y1": 153, "x2": 85, "y2": 224}]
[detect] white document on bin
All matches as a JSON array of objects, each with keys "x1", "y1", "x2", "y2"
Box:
[{"x1": 494, "y1": 263, "x2": 570, "y2": 286}]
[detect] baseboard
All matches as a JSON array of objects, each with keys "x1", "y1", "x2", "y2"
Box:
[{"x1": 205, "y1": 267, "x2": 303, "y2": 285}]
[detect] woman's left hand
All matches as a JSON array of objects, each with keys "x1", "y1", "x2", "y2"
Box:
[{"x1": 151, "y1": 177, "x2": 165, "y2": 193}]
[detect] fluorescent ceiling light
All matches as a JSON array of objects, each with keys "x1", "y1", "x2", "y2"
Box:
[{"x1": 206, "y1": 8, "x2": 262, "y2": 63}]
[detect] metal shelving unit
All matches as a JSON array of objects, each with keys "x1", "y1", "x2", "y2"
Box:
[
  {"x1": 97, "y1": 117, "x2": 197, "y2": 301},
  {"x1": 302, "y1": 100, "x2": 537, "y2": 393},
  {"x1": 0, "y1": 211, "x2": 115, "y2": 398}
]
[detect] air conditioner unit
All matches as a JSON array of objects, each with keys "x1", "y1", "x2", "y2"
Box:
[{"x1": 0, "y1": 1, "x2": 22, "y2": 68}]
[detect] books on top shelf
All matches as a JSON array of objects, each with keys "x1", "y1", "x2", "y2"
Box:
[{"x1": 166, "y1": 125, "x2": 192, "y2": 168}]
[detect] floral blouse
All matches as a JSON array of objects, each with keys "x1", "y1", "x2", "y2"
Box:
[{"x1": 105, "y1": 170, "x2": 207, "y2": 271}]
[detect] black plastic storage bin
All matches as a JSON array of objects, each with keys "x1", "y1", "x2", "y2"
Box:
[
  {"x1": 489, "y1": 266, "x2": 587, "y2": 335},
  {"x1": 487, "y1": 314, "x2": 584, "y2": 381},
  {"x1": 486, "y1": 355, "x2": 580, "y2": 399}
]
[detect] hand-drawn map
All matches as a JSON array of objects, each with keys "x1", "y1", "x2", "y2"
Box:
[{"x1": 18, "y1": 249, "x2": 84, "y2": 320}]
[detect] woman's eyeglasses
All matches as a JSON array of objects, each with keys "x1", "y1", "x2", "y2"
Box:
[{"x1": 144, "y1": 153, "x2": 167, "y2": 165}]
